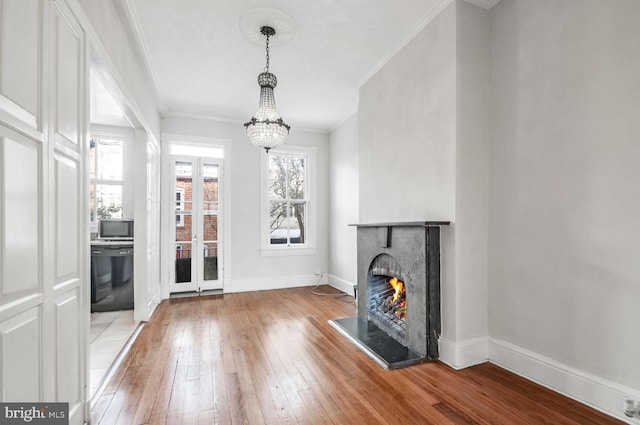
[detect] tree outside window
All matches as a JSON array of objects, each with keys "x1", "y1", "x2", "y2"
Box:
[{"x1": 268, "y1": 154, "x2": 307, "y2": 245}]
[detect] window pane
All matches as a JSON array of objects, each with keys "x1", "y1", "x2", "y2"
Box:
[
  {"x1": 288, "y1": 156, "x2": 305, "y2": 200},
  {"x1": 175, "y1": 189, "x2": 185, "y2": 227},
  {"x1": 95, "y1": 138, "x2": 123, "y2": 180},
  {"x1": 95, "y1": 184, "x2": 123, "y2": 219},
  {"x1": 289, "y1": 202, "x2": 305, "y2": 244},
  {"x1": 203, "y1": 213, "x2": 217, "y2": 242},
  {"x1": 268, "y1": 156, "x2": 286, "y2": 199},
  {"x1": 176, "y1": 212, "x2": 192, "y2": 242},
  {"x1": 269, "y1": 202, "x2": 288, "y2": 244},
  {"x1": 203, "y1": 163, "x2": 218, "y2": 208},
  {"x1": 175, "y1": 161, "x2": 192, "y2": 236},
  {"x1": 203, "y1": 242, "x2": 218, "y2": 281},
  {"x1": 175, "y1": 243, "x2": 192, "y2": 283},
  {"x1": 89, "y1": 140, "x2": 96, "y2": 179},
  {"x1": 89, "y1": 182, "x2": 95, "y2": 221}
]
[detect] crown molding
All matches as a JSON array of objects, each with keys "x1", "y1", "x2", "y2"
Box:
[
  {"x1": 166, "y1": 110, "x2": 245, "y2": 125},
  {"x1": 464, "y1": 0, "x2": 503, "y2": 10}
]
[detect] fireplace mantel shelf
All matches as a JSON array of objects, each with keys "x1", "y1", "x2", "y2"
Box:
[{"x1": 349, "y1": 221, "x2": 450, "y2": 228}]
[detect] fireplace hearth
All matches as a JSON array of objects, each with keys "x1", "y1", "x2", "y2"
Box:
[{"x1": 330, "y1": 221, "x2": 449, "y2": 369}]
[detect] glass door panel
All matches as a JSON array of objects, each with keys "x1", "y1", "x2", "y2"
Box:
[
  {"x1": 170, "y1": 159, "x2": 222, "y2": 293},
  {"x1": 173, "y1": 161, "x2": 196, "y2": 290},
  {"x1": 200, "y1": 162, "x2": 221, "y2": 290}
]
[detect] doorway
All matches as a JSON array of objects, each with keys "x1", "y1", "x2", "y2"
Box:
[{"x1": 170, "y1": 156, "x2": 224, "y2": 293}]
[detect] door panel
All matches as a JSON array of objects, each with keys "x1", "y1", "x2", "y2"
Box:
[
  {"x1": 55, "y1": 154, "x2": 79, "y2": 279},
  {"x1": 133, "y1": 131, "x2": 161, "y2": 322},
  {"x1": 0, "y1": 308, "x2": 41, "y2": 401},
  {"x1": 55, "y1": 291, "x2": 80, "y2": 404},
  {"x1": 1, "y1": 134, "x2": 40, "y2": 295},
  {"x1": 53, "y1": 2, "x2": 80, "y2": 145},
  {"x1": 49, "y1": 2, "x2": 85, "y2": 423},
  {"x1": 0, "y1": 0, "x2": 41, "y2": 131},
  {"x1": 174, "y1": 160, "x2": 195, "y2": 289},
  {"x1": 200, "y1": 162, "x2": 220, "y2": 290}
]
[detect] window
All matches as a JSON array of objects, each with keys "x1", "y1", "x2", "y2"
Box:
[
  {"x1": 262, "y1": 146, "x2": 316, "y2": 255},
  {"x1": 175, "y1": 188, "x2": 185, "y2": 227},
  {"x1": 89, "y1": 136, "x2": 124, "y2": 223}
]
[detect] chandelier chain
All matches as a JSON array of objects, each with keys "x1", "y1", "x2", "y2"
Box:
[{"x1": 264, "y1": 33, "x2": 271, "y2": 73}]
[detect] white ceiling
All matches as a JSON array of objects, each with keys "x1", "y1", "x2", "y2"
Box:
[{"x1": 120, "y1": 0, "x2": 489, "y2": 132}]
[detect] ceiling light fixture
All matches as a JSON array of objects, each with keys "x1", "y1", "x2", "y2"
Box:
[{"x1": 244, "y1": 26, "x2": 290, "y2": 153}]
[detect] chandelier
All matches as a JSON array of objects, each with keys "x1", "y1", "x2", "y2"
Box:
[{"x1": 244, "y1": 26, "x2": 290, "y2": 153}]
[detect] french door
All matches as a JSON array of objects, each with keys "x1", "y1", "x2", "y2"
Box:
[{"x1": 170, "y1": 157, "x2": 223, "y2": 293}]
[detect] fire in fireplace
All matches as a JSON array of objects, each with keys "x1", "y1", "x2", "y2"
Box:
[
  {"x1": 368, "y1": 274, "x2": 407, "y2": 345},
  {"x1": 377, "y1": 277, "x2": 406, "y2": 319}
]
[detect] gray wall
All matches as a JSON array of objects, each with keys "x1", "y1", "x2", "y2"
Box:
[
  {"x1": 359, "y1": 3, "x2": 457, "y2": 224},
  {"x1": 328, "y1": 114, "x2": 359, "y2": 290},
  {"x1": 454, "y1": 1, "x2": 490, "y2": 344},
  {"x1": 489, "y1": 0, "x2": 640, "y2": 390}
]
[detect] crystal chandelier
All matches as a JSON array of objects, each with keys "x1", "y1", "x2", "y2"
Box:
[{"x1": 244, "y1": 26, "x2": 290, "y2": 153}]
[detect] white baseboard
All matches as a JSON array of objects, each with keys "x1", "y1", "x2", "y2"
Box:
[
  {"x1": 489, "y1": 338, "x2": 640, "y2": 424},
  {"x1": 225, "y1": 274, "x2": 327, "y2": 293},
  {"x1": 327, "y1": 274, "x2": 356, "y2": 296},
  {"x1": 439, "y1": 336, "x2": 489, "y2": 370}
]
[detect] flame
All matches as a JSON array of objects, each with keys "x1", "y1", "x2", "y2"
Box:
[{"x1": 388, "y1": 277, "x2": 405, "y2": 302}]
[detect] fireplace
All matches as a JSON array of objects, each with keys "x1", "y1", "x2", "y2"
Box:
[{"x1": 330, "y1": 221, "x2": 449, "y2": 369}]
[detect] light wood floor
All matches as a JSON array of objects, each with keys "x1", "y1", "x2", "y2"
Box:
[{"x1": 91, "y1": 286, "x2": 622, "y2": 425}]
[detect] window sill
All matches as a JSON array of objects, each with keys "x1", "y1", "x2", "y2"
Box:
[{"x1": 261, "y1": 246, "x2": 317, "y2": 257}]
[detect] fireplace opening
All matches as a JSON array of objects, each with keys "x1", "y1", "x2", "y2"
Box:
[{"x1": 368, "y1": 253, "x2": 408, "y2": 347}]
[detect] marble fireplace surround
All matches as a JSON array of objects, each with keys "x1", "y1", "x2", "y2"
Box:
[{"x1": 329, "y1": 221, "x2": 450, "y2": 369}]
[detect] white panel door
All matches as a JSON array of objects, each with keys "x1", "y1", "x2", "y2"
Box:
[
  {"x1": 0, "y1": 0, "x2": 88, "y2": 424},
  {"x1": 0, "y1": 0, "x2": 46, "y2": 409},
  {"x1": 47, "y1": 2, "x2": 86, "y2": 424},
  {"x1": 133, "y1": 130, "x2": 161, "y2": 322}
]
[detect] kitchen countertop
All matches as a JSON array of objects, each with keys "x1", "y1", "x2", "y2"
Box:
[{"x1": 90, "y1": 239, "x2": 134, "y2": 247}]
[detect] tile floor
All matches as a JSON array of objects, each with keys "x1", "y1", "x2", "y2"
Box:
[{"x1": 90, "y1": 310, "x2": 140, "y2": 398}]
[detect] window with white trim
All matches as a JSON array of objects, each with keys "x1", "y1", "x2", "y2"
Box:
[
  {"x1": 262, "y1": 146, "x2": 316, "y2": 255},
  {"x1": 89, "y1": 136, "x2": 124, "y2": 223}
]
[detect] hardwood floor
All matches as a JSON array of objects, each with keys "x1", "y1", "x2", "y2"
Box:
[{"x1": 91, "y1": 286, "x2": 622, "y2": 425}]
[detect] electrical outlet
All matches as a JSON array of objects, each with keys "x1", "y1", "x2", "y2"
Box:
[
  {"x1": 623, "y1": 396, "x2": 638, "y2": 418},
  {"x1": 313, "y1": 269, "x2": 322, "y2": 276}
]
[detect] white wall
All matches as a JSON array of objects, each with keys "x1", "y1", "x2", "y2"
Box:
[
  {"x1": 328, "y1": 114, "x2": 359, "y2": 293},
  {"x1": 162, "y1": 116, "x2": 330, "y2": 292},
  {"x1": 488, "y1": 0, "x2": 640, "y2": 419},
  {"x1": 74, "y1": 0, "x2": 161, "y2": 140}
]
